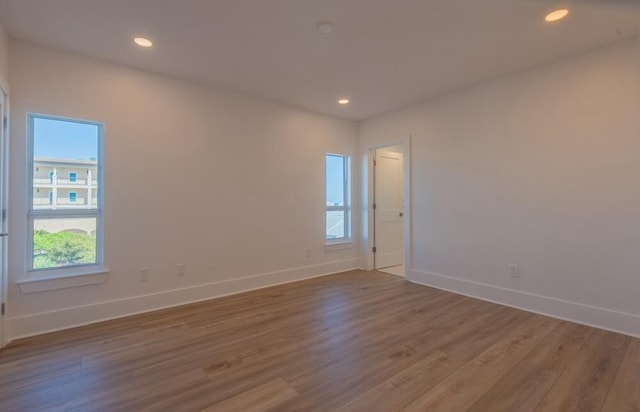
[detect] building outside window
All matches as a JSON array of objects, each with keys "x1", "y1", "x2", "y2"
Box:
[
  {"x1": 325, "y1": 153, "x2": 351, "y2": 242},
  {"x1": 28, "y1": 114, "x2": 104, "y2": 274}
]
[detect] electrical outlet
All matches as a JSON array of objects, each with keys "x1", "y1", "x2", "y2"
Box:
[
  {"x1": 176, "y1": 263, "x2": 186, "y2": 277},
  {"x1": 509, "y1": 265, "x2": 521, "y2": 278},
  {"x1": 139, "y1": 267, "x2": 150, "y2": 281}
]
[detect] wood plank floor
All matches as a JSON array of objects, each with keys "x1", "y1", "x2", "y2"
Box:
[{"x1": 1, "y1": 270, "x2": 639, "y2": 411}]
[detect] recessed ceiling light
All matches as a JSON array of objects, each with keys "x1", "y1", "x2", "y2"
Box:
[
  {"x1": 134, "y1": 37, "x2": 153, "y2": 48},
  {"x1": 317, "y1": 22, "x2": 334, "y2": 34},
  {"x1": 338, "y1": 99, "x2": 350, "y2": 105},
  {"x1": 545, "y1": 9, "x2": 569, "y2": 23}
]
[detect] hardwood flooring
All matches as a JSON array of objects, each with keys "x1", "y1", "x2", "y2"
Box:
[{"x1": 1, "y1": 270, "x2": 639, "y2": 411}]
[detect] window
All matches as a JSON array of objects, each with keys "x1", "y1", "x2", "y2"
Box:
[
  {"x1": 28, "y1": 114, "x2": 104, "y2": 274},
  {"x1": 325, "y1": 154, "x2": 351, "y2": 242}
]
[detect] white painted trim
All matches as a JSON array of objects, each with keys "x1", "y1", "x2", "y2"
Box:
[
  {"x1": 407, "y1": 268, "x2": 640, "y2": 338},
  {"x1": 324, "y1": 241, "x2": 354, "y2": 252},
  {"x1": 9, "y1": 258, "x2": 362, "y2": 340},
  {"x1": 0, "y1": 83, "x2": 8, "y2": 349},
  {"x1": 16, "y1": 268, "x2": 109, "y2": 294}
]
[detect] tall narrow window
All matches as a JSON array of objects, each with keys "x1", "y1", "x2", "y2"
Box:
[
  {"x1": 29, "y1": 114, "x2": 104, "y2": 273},
  {"x1": 325, "y1": 154, "x2": 351, "y2": 242}
]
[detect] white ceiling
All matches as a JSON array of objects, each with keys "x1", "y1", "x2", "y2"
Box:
[{"x1": 0, "y1": 0, "x2": 638, "y2": 120}]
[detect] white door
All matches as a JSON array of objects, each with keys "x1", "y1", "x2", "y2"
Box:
[
  {"x1": 0, "y1": 88, "x2": 7, "y2": 348},
  {"x1": 374, "y1": 148, "x2": 404, "y2": 269}
]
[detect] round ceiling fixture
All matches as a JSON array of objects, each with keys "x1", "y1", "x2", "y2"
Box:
[
  {"x1": 134, "y1": 37, "x2": 153, "y2": 48},
  {"x1": 338, "y1": 98, "x2": 350, "y2": 105},
  {"x1": 545, "y1": 9, "x2": 569, "y2": 23},
  {"x1": 317, "y1": 22, "x2": 334, "y2": 34}
]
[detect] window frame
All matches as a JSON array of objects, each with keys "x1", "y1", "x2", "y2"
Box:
[
  {"x1": 68, "y1": 191, "x2": 77, "y2": 203},
  {"x1": 68, "y1": 171, "x2": 77, "y2": 183},
  {"x1": 325, "y1": 153, "x2": 351, "y2": 244},
  {"x1": 27, "y1": 113, "x2": 105, "y2": 276}
]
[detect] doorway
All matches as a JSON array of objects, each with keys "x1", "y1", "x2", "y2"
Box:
[
  {"x1": 373, "y1": 145, "x2": 405, "y2": 277},
  {"x1": 0, "y1": 85, "x2": 7, "y2": 348}
]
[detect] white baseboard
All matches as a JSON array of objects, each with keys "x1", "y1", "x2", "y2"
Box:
[
  {"x1": 9, "y1": 258, "x2": 362, "y2": 340},
  {"x1": 407, "y1": 268, "x2": 640, "y2": 338}
]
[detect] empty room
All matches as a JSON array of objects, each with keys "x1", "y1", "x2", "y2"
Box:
[{"x1": 0, "y1": 1, "x2": 639, "y2": 411}]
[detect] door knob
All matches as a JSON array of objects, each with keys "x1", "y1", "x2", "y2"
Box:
[{"x1": 399, "y1": 212, "x2": 404, "y2": 217}]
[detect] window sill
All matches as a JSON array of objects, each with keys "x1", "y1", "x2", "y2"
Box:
[
  {"x1": 324, "y1": 241, "x2": 354, "y2": 252},
  {"x1": 16, "y1": 268, "x2": 109, "y2": 294}
]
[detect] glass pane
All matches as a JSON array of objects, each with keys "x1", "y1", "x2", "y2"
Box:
[
  {"x1": 326, "y1": 155, "x2": 345, "y2": 207},
  {"x1": 33, "y1": 217, "x2": 97, "y2": 270},
  {"x1": 326, "y1": 210, "x2": 345, "y2": 240},
  {"x1": 32, "y1": 117, "x2": 99, "y2": 210}
]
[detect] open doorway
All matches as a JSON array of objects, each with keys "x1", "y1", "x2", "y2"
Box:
[{"x1": 373, "y1": 145, "x2": 405, "y2": 277}]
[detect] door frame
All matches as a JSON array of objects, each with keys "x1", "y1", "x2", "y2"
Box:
[
  {"x1": 363, "y1": 135, "x2": 412, "y2": 274},
  {"x1": 0, "y1": 73, "x2": 9, "y2": 349}
]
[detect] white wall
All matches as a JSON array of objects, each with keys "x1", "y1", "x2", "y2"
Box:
[
  {"x1": 360, "y1": 38, "x2": 640, "y2": 336},
  {"x1": 8, "y1": 41, "x2": 361, "y2": 338},
  {"x1": 0, "y1": 21, "x2": 7, "y2": 84}
]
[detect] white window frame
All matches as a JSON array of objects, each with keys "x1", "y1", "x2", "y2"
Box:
[
  {"x1": 27, "y1": 113, "x2": 105, "y2": 277},
  {"x1": 68, "y1": 171, "x2": 77, "y2": 183},
  {"x1": 325, "y1": 153, "x2": 351, "y2": 244},
  {"x1": 68, "y1": 191, "x2": 77, "y2": 203}
]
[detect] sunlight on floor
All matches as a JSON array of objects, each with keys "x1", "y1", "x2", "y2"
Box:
[{"x1": 378, "y1": 264, "x2": 404, "y2": 277}]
